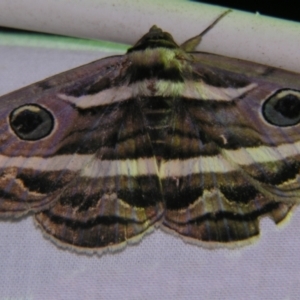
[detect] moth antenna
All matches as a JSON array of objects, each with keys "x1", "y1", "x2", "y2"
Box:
[{"x1": 180, "y1": 9, "x2": 232, "y2": 52}]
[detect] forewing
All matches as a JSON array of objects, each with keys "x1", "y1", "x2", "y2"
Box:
[
  {"x1": 0, "y1": 53, "x2": 164, "y2": 250},
  {"x1": 0, "y1": 55, "x2": 126, "y2": 215}
]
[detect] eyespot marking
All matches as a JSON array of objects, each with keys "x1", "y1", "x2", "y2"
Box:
[
  {"x1": 9, "y1": 104, "x2": 54, "y2": 140},
  {"x1": 262, "y1": 89, "x2": 300, "y2": 126}
]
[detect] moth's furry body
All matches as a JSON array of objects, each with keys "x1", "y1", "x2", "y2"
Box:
[{"x1": 0, "y1": 18, "x2": 300, "y2": 253}]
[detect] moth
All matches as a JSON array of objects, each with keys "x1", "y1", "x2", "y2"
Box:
[{"x1": 1, "y1": 10, "x2": 300, "y2": 253}]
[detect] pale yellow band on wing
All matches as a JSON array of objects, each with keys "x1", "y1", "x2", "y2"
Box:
[
  {"x1": 159, "y1": 155, "x2": 235, "y2": 177},
  {"x1": 58, "y1": 81, "x2": 257, "y2": 108},
  {"x1": 223, "y1": 142, "x2": 300, "y2": 165},
  {"x1": 0, "y1": 139, "x2": 298, "y2": 178},
  {"x1": 160, "y1": 142, "x2": 300, "y2": 177},
  {"x1": 0, "y1": 155, "x2": 158, "y2": 177}
]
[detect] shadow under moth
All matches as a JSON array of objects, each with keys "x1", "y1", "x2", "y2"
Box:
[{"x1": 0, "y1": 11, "x2": 299, "y2": 253}]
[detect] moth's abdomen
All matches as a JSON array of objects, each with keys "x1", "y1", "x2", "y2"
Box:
[{"x1": 140, "y1": 96, "x2": 172, "y2": 158}]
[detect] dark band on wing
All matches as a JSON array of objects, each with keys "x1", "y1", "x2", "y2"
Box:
[
  {"x1": 35, "y1": 175, "x2": 164, "y2": 248},
  {"x1": 248, "y1": 160, "x2": 300, "y2": 185},
  {"x1": 164, "y1": 186, "x2": 204, "y2": 210},
  {"x1": 0, "y1": 169, "x2": 66, "y2": 215},
  {"x1": 44, "y1": 211, "x2": 147, "y2": 229},
  {"x1": 163, "y1": 181, "x2": 259, "y2": 210},
  {"x1": 85, "y1": 77, "x2": 112, "y2": 95},
  {"x1": 56, "y1": 100, "x2": 155, "y2": 158},
  {"x1": 15, "y1": 170, "x2": 74, "y2": 194},
  {"x1": 58, "y1": 175, "x2": 162, "y2": 211},
  {"x1": 0, "y1": 189, "x2": 23, "y2": 202},
  {"x1": 219, "y1": 185, "x2": 259, "y2": 204},
  {"x1": 176, "y1": 201, "x2": 287, "y2": 224},
  {"x1": 59, "y1": 176, "x2": 163, "y2": 212},
  {"x1": 36, "y1": 210, "x2": 156, "y2": 248},
  {"x1": 162, "y1": 167, "x2": 298, "y2": 210},
  {"x1": 163, "y1": 202, "x2": 293, "y2": 243},
  {"x1": 193, "y1": 67, "x2": 251, "y2": 88},
  {"x1": 59, "y1": 189, "x2": 161, "y2": 212},
  {"x1": 56, "y1": 129, "x2": 153, "y2": 158}
]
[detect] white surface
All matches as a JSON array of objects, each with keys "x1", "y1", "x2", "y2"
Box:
[
  {"x1": 1, "y1": 36, "x2": 300, "y2": 300},
  {"x1": 1, "y1": 213, "x2": 300, "y2": 299},
  {"x1": 0, "y1": 0, "x2": 300, "y2": 72}
]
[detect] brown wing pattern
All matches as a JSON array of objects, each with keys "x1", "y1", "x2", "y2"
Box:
[
  {"x1": 1, "y1": 24, "x2": 300, "y2": 253},
  {"x1": 160, "y1": 53, "x2": 300, "y2": 246}
]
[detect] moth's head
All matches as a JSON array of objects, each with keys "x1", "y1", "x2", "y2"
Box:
[{"x1": 127, "y1": 25, "x2": 179, "y2": 53}]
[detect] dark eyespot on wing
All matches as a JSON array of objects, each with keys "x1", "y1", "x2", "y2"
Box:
[
  {"x1": 274, "y1": 95, "x2": 300, "y2": 119},
  {"x1": 263, "y1": 89, "x2": 300, "y2": 126},
  {"x1": 9, "y1": 104, "x2": 54, "y2": 141}
]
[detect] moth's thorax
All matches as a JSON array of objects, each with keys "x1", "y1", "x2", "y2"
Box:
[
  {"x1": 140, "y1": 96, "x2": 173, "y2": 160},
  {"x1": 127, "y1": 47, "x2": 191, "y2": 71},
  {"x1": 127, "y1": 47, "x2": 193, "y2": 98}
]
